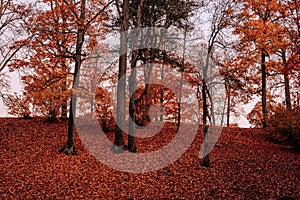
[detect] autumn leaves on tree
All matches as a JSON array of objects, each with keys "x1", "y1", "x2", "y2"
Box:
[{"x1": 1, "y1": 0, "x2": 299, "y2": 164}]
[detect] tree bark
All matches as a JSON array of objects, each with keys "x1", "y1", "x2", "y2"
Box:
[
  {"x1": 160, "y1": 65, "x2": 165, "y2": 122},
  {"x1": 61, "y1": 79, "x2": 68, "y2": 120},
  {"x1": 261, "y1": 51, "x2": 268, "y2": 128},
  {"x1": 202, "y1": 78, "x2": 210, "y2": 167},
  {"x1": 128, "y1": 71, "x2": 137, "y2": 152},
  {"x1": 177, "y1": 71, "x2": 183, "y2": 132},
  {"x1": 60, "y1": 0, "x2": 86, "y2": 155},
  {"x1": 202, "y1": 53, "x2": 210, "y2": 167},
  {"x1": 60, "y1": 15, "x2": 68, "y2": 120},
  {"x1": 227, "y1": 87, "x2": 230, "y2": 127},
  {"x1": 177, "y1": 22, "x2": 187, "y2": 133},
  {"x1": 284, "y1": 73, "x2": 291, "y2": 110},
  {"x1": 282, "y1": 51, "x2": 292, "y2": 110},
  {"x1": 128, "y1": 0, "x2": 144, "y2": 153},
  {"x1": 112, "y1": 0, "x2": 130, "y2": 153}
]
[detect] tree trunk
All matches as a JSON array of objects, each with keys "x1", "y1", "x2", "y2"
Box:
[
  {"x1": 177, "y1": 23, "x2": 187, "y2": 133},
  {"x1": 135, "y1": 50, "x2": 153, "y2": 127},
  {"x1": 202, "y1": 78, "x2": 209, "y2": 167},
  {"x1": 202, "y1": 53, "x2": 210, "y2": 167},
  {"x1": 60, "y1": 95, "x2": 77, "y2": 155},
  {"x1": 60, "y1": 0, "x2": 86, "y2": 155},
  {"x1": 261, "y1": 51, "x2": 268, "y2": 128},
  {"x1": 60, "y1": 55, "x2": 81, "y2": 155},
  {"x1": 208, "y1": 67, "x2": 216, "y2": 126},
  {"x1": 128, "y1": 0, "x2": 144, "y2": 153},
  {"x1": 90, "y1": 77, "x2": 95, "y2": 114},
  {"x1": 61, "y1": 79, "x2": 68, "y2": 120},
  {"x1": 112, "y1": 0, "x2": 130, "y2": 153},
  {"x1": 284, "y1": 73, "x2": 291, "y2": 110},
  {"x1": 128, "y1": 68, "x2": 137, "y2": 152},
  {"x1": 160, "y1": 65, "x2": 165, "y2": 122},
  {"x1": 282, "y1": 51, "x2": 292, "y2": 110},
  {"x1": 196, "y1": 85, "x2": 201, "y2": 123},
  {"x1": 227, "y1": 89, "x2": 230, "y2": 127},
  {"x1": 60, "y1": 15, "x2": 68, "y2": 120},
  {"x1": 177, "y1": 71, "x2": 183, "y2": 132}
]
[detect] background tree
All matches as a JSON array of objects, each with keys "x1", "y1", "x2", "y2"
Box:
[
  {"x1": 2, "y1": 92, "x2": 31, "y2": 118},
  {"x1": 233, "y1": 0, "x2": 287, "y2": 128},
  {"x1": 279, "y1": 0, "x2": 300, "y2": 109},
  {"x1": 112, "y1": 0, "x2": 130, "y2": 153},
  {"x1": 0, "y1": 0, "x2": 27, "y2": 73},
  {"x1": 0, "y1": 0, "x2": 29, "y2": 110},
  {"x1": 217, "y1": 50, "x2": 249, "y2": 127},
  {"x1": 194, "y1": 0, "x2": 233, "y2": 167},
  {"x1": 10, "y1": 0, "x2": 111, "y2": 154},
  {"x1": 112, "y1": 0, "x2": 197, "y2": 152},
  {"x1": 59, "y1": 0, "x2": 111, "y2": 155}
]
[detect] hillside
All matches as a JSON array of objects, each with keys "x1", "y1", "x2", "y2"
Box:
[{"x1": 0, "y1": 118, "x2": 299, "y2": 199}]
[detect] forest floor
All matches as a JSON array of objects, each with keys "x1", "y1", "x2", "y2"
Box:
[{"x1": 0, "y1": 117, "x2": 299, "y2": 199}]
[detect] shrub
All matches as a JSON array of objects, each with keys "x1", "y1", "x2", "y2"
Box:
[
  {"x1": 268, "y1": 105, "x2": 300, "y2": 151},
  {"x1": 3, "y1": 93, "x2": 31, "y2": 118}
]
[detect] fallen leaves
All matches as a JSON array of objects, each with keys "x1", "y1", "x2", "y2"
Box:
[{"x1": 0, "y1": 118, "x2": 299, "y2": 199}]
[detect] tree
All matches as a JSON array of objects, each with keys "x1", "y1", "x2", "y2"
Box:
[
  {"x1": 195, "y1": 0, "x2": 233, "y2": 167},
  {"x1": 2, "y1": 93, "x2": 31, "y2": 118},
  {"x1": 59, "y1": 0, "x2": 111, "y2": 155},
  {"x1": 0, "y1": 0, "x2": 29, "y2": 110},
  {"x1": 112, "y1": 0, "x2": 197, "y2": 152},
  {"x1": 233, "y1": 0, "x2": 287, "y2": 128},
  {"x1": 10, "y1": 0, "x2": 111, "y2": 154},
  {"x1": 279, "y1": 0, "x2": 300, "y2": 109},
  {"x1": 78, "y1": 44, "x2": 118, "y2": 117},
  {"x1": 218, "y1": 50, "x2": 249, "y2": 127},
  {"x1": 112, "y1": 0, "x2": 130, "y2": 153},
  {"x1": 0, "y1": 0, "x2": 27, "y2": 73},
  {"x1": 94, "y1": 86, "x2": 115, "y2": 132},
  {"x1": 127, "y1": 0, "x2": 144, "y2": 153}
]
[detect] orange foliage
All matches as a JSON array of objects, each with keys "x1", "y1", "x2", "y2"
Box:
[
  {"x1": 2, "y1": 93, "x2": 31, "y2": 118},
  {"x1": 8, "y1": 0, "x2": 109, "y2": 119},
  {"x1": 268, "y1": 105, "x2": 300, "y2": 150}
]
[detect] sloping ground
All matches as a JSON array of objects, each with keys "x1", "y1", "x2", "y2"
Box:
[{"x1": 0, "y1": 118, "x2": 299, "y2": 199}]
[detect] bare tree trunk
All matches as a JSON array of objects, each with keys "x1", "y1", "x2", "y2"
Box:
[
  {"x1": 112, "y1": 0, "x2": 130, "y2": 153},
  {"x1": 60, "y1": 0, "x2": 86, "y2": 155},
  {"x1": 160, "y1": 65, "x2": 165, "y2": 122},
  {"x1": 128, "y1": 69, "x2": 137, "y2": 152},
  {"x1": 284, "y1": 73, "x2": 291, "y2": 110},
  {"x1": 220, "y1": 95, "x2": 226, "y2": 127},
  {"x1": 60, "y1": 14, "x2": 68, "y2": 120},
  {"x1": 261, "y1": 51, "x2": 268, "y2": 128},
  {"x1": 202, "y1": 79, "x2": 209, "y2": 167},
  {"x1": 208, "y1": 67, "x2": 216, "y2": 126},
  {"x1": 282, "y1": 51, "x2": 292, "y2": 110},
  {"x1": 202, "y1": 53, "x2": 210, "y2": 167},
  {"x1": 196, "y1": 86, "x2": 201, "y2": 123},
  {"x1": 135, "y1": 50, "x2": 153, "y2": 127},
  {"x1": 61, "y1": 78, "x2": 68, "y2": 119},
  {"x1": 177, "y1": 70, "x2": 183, "y2": 132},
  {"x1": 226, "y1": 92, "x2": 230, "y2": 127},
  {"x1": 128, "y1": 0, "x2": 144, "y2": 153},
  {"x1": 60, "y1": 59, "x2": 81, "y2": 155},
  {"x1": 177, "y1": 23, "x2": 187, "y2": 133}
]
